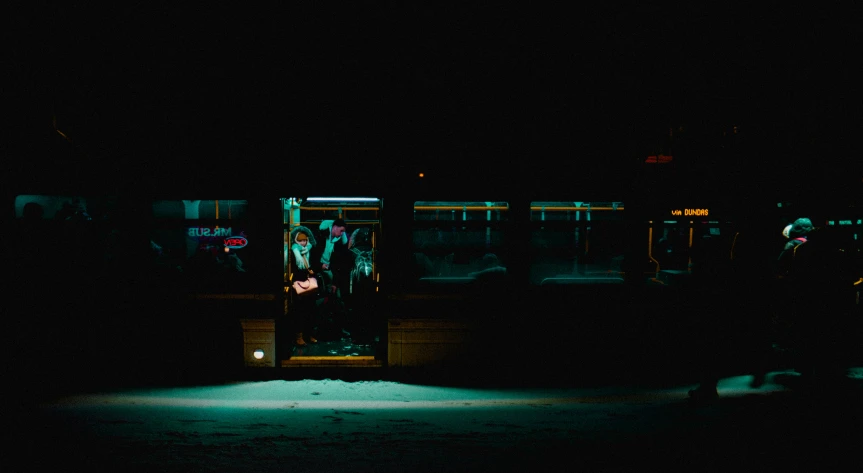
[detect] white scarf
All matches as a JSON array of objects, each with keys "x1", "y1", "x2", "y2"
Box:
[
  {"x1": 292, "y1": 232, "x2": 312, "y2": 270},
  {"x1": 292, "y1": 243, "x2": 310, "y2": 269}
]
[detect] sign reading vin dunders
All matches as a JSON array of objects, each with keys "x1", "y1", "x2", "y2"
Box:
[{"x1": 670, "y1": 209, "x2": 709, "y2": 216}]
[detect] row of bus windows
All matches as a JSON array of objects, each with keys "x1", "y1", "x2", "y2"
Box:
[
  {"x1": 13, "y1": 196, "x2": 862, "y2": 291},
  {"x1": 14, "y1": 196, "x2": 623, "y2": 221},
  {"x1": 14, "y1": 196, "x2": 251, "y2": 221}
]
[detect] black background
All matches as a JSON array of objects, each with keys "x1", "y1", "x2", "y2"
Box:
[
  {"x1": 4, "y1": 4, "x2": 862, "y2": 404},
  {"x1": 5, "y1": 3, "x2": 862, "y2": 195}
]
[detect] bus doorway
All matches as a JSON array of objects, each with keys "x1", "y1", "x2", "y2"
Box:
[{"x1": 280, "y1": 196, "x2": 384, "y2": 368}]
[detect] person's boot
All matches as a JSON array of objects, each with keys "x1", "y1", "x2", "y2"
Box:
[
  {"x1": 750, "y1": 370, "x2": 766, "y2": 388},
  {"x1": 750, "y1": 348, "x2": 776, "y2": 388},
  {"x1": 688, "y1": 381, "x2": 719, "y2": 406},
  {"x1": 295, "y1": 332, "x2": 306, "y2": 346}
]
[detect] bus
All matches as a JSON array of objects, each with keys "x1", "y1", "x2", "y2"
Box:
[{"x1": 7, "y1": 184, "x2": 860, "y2": 387}]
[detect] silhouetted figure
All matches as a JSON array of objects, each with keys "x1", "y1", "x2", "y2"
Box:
[
  {"x1": 731, "y1": 222, "x2": 780, "y2": 389},
  {"x1": 776, "y1": 218, "x2": 813, "y2": 280},
  {"x1": 313, "y1": 219, "x2": 351, "y2": 340},
  {"x1": 148, "y1": 239, "x2": 183, "y2": 280},
  {"x1": 469, "y1": 253, "x2": 508, "y2": 294},
  {"x1": 654, "y1": 227, "x2": 690, "y2": 271},
  {"x1": 11, "y1": 202, "x2": 51, "y2": 300},
  {"x1": 783, "y1": 223, "x2": 859, "y2": 389},
  {"x1": 216, "y1": 250, "x2": 246, "y2": 273},
  {"x1": 53, "y1": 198, "x2": 91, "y2": 222},
  {"x1": 22, "y1": 201, "x2": 44, "y2": 220},
  {"x1": 686, "y1": 231, "x2": 738, "y2": 404},
  {"x1": 10, "y1": 201, "x2": 99, "y2": 391},
  {"x1": 469, "y1": 253, "x2": 507, "y2": 278}
]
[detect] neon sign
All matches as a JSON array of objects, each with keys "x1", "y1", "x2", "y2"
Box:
[
  {"x1": 188, "y1": 227, "x2": 232, "y2": 237},
  {"x1": 224, "y1": 236, "x2": 248, "y2": 249},
  {"x1": 188, "y1": 227, "x2": 248, "y2": 249},
  {"x1": 670, "y1": 209, "x2": 709, "y2": 216}
]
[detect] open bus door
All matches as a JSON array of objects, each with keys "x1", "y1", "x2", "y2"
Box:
[{"x1": 280, "y1": 196, "x2": 384, "y2": 368}]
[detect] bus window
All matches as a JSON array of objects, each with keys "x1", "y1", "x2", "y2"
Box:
[
  {"x1": 150, "y1": 200, "x2": 256, "y2": 292},
  {"x1": 14, "y1": 194, "x2": 111, "y2": 221},
  {"x1": 529, "y1": 201, "x2": 626, "y2": 285},
  {"x1": 646, "y1": 216, "x2": 737, "y2": 286},
  {"x1": 12, "y1": 194, "x2": 120, "y2": 281},
  {"x1": 412, "y1": 201, "x2": 509, "y2": 287}
]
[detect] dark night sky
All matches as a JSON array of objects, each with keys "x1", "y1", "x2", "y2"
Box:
[{"x1": 5, "y1": 3, "x2": 861, "y2": 191}]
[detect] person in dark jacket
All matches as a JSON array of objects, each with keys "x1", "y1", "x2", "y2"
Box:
[
  {"x1": 317, "y1": 219, "x2": 350, "y2": 298},
  {"x1": 776, "y1": 217, "x2": 814, "y2": 279},
  {"x1": 686, "y1": 230, "x2": 739, "y2": 404},
  {"x1": 313, "y1": 219, "x2": 352, "y2": 340},
  {"x1": 781, "y1": 220, "x2": 859, "y2": 388}
]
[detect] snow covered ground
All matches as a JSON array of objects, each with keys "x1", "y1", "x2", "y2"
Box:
[{"x1": 15, "y1": 369, "x2": 862, "y2": 472}]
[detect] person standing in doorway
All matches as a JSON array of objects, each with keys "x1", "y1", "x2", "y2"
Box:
[
  {"x1": 289, "y1": 226, "x2": 318, "y2": 347},
  {"x1": 318, "y1": 219, "x2": 350, "y2": 298},
  {"x1": 315, "y1": 219, "x2": 351, "y2": 339}
]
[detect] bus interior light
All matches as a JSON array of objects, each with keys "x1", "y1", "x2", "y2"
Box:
[{"x1": 306, "y1": 197, "x2": 380, "y2": 203}]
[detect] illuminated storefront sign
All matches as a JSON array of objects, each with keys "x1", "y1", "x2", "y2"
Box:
[
  {"x1": 188, "y1": 227, "x2": 233, "y2": 237},
  {"x1": 670, "y1": 209, "x2": 709, "y2": 216},
  {"x1": 187, "y1": 227, "x2": 249, "y2": 249},
  {"x1": 645, "y1": 154, "x2": 673, "y2": 164},
  {"x1": 224, "y1": 236, "x2": 248, "y2": 249}
]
